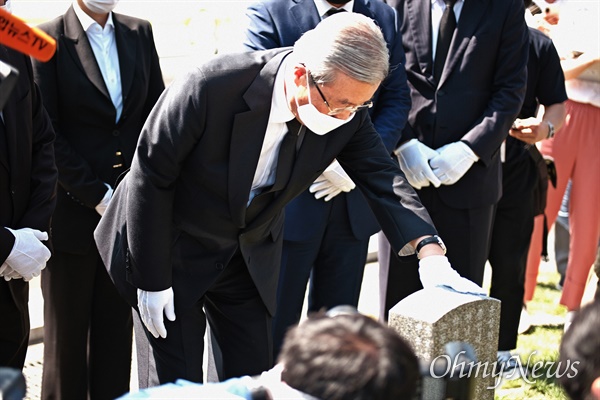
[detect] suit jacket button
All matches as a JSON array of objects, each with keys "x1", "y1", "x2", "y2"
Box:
[
  {"x1": 112, "y1": 130, "x2": 120, "y2": 137},
  {"x1": 215, "y1": 262, "x2": 224, "y2": 270}
]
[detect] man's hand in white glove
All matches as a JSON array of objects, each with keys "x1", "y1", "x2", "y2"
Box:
[
  {"x1": 5, "y1": 227, "x2": 51, "y2": 281},
  {"x1": 394, "y1": 139, "x2": 441, "y2": 189},
  {"x1": 0, "y1": 264, "x2": 23, "y2": 281},
  {"x1": 429, "y1": 141, "x2": 479, "y2": 185},
  {"x1": 137, "y1": 287, "x2": 176, "y2": 339},
  {"x1": 95, "y1": 183, "x2": 114, "y2": 216},
  {"x1": 418, "y1": 255, "x2": 486, "y2": 296},
  {"x1": 309, "y1": 160, "x2": 355, "y2": 202}
]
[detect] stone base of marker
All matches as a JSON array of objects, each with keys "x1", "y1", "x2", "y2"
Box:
[{"x1": 388, "y1": 287, "x2": 501, "y2": 400}]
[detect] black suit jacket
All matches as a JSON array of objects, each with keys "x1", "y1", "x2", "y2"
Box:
[
  {"x1": 95, "y1": 49, "x2": 436, "y2": 315},
  {"x1": 389, "y1": 0, "x2": 528, "y2": 208},
  {"x1": 0, "y1": 46, "x2": 57, "y2": 264},
  {"x1": 0, "y1": 45, "x2": 57, "y2": 308},
  {"x1": 31, "y1": 6, "x2": 164, "y2": 254},
  {"x1": 244, "y1": 0, "x2": 410, "y2": 241}
]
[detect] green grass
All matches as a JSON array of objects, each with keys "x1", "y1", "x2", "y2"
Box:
[{"x1": 494, "y1": 264, "x2": 569, "y2": 399}]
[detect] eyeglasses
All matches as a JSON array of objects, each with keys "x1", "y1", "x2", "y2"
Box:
[{"x1": 308, "y1": 72, "x2": 373, "y2": 116}]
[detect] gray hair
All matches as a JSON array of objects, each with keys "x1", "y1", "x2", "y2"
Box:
[{"x1": 292, "y1": 12, "x2": 389, "y2": 85}]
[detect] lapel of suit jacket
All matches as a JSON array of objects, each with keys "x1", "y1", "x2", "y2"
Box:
[
  {"x1": 228, "y1": 50, "x2": 292, "y2": 228},
  {"x1": 113, "y1": 13, "x2": 136, "y2": 110},
  {"x1": 438, "y1": 0, "x2": 488, "y2": 87},
  {"x1": 0, "y1": 46, "x2": 15, "y2": 172},
  {"x1": 353, "y1": 0, "x2": 376, "y2": 19},
  {"x1": 406, "y1": 0, "x2": 434, "y2": 85},
  {"x1": 290, "y1": 0, "x2": 321, "y2": 34},
  {"x1": 63, "y1": 5, "x2": 111, "y2": 100}
]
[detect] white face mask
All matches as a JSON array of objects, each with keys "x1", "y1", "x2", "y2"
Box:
[
  {"x1": 82, "y1": 0, "x2": 119, "y2": 14},
  {"x1": 0, "y1": 0, "x2": 12, "y2": 13},
  {"x1": 294, "y1": 72, "x2": 354, "y2": 136}
]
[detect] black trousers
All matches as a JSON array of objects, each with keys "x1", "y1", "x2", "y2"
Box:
[
  {"x1": 41, "y1": 248, "x2": 132, "y2": 400},
  {"x1": 143, "y1": 251, "x2": 272, "y2": 384},
  {"x1": 0, "y1": 279, "x2": 29, "y2": 369},
  {"x1": 488, "y1": 187, "x2": 535, "y2": 351},
  {"x1": 273, "y1": 197, "x2": 370, "y2": 361},
  {"x1": 384, "y1": 188, "x2": 496, "y2": 317}
]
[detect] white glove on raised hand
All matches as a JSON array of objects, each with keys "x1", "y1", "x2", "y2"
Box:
[
  {"x1": 137, "y1": 287, "x2": 176, "y2": 339},
  {"x1": 394, "y1": 139, "x2": 441, "y2": 189},
  {"x1": 309, "y1": 160, "x2": 355, "y2": 202},
  {"x1": 95, "y1": 183, "x2": 113, "y2": 216},
  {"x1": 429, "y1": 142, "x2": 479, "y2": 185},
  {"x1": 5, "y1": 228, "x2": 51, "y2": 281},
  {"x1": 418, "y1": 255, "x2": 485, "y2": 296},
  {"x1": 0, "y1": 263, "x2": 24, "y2": 281}
]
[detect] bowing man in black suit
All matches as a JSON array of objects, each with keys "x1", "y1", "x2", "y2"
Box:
[
  {"x1": 95, "y1": 13, "x2": 484, "y2": 384},
  {"x1": 0, "y1": 20, "x2": 57, "y2": 369},
  {"x1": 242, "y1": 0, "x2": 411, "y2": 360},
  {"x1": 379, "y1": 0, "x2": 529, "y2": 318},
  {"x1": 31, "y1": 0, "x2": 165, "y2": 398}
]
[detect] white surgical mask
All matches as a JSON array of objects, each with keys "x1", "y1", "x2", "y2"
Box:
[
  {"x1": 0, "y1": 0, "x2": 12, "y2": 13},
  {"x1": 82, "y1": 0, "x2": 119, "y2": 14},
  {"x1": 294, "y1": 73, "x2": 354, "y2": 136}
]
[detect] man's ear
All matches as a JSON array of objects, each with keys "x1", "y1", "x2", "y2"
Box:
[{"x1": 292, "y1": 64, "x2": 307, "y2": 86}]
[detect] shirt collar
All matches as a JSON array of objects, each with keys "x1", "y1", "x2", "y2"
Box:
[
  {"x1": 270, "y1": 55, "x2": 295, "y2": 124},
  {"x1": 432, "y1": 0, "x2": 463, "y2": 8},
  {"x1": 313, "y1": 0, "x2": 354, "y2": 19},
  {"x1": 73, "y1": 1, "x2": 115, "y2": 32}
]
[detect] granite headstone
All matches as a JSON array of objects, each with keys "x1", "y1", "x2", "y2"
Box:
[{"x1": 388, "y1": 287, "x2": 501, "y2": 400}]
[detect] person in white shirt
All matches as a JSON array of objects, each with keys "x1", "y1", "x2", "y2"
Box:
[{"x1": 30, "y1": 0, "x2": 165, "y2": 398}]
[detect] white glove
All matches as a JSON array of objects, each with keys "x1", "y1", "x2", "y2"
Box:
[
  {"x1": 429, "y1": 142, "x2": 479, "y2": 185},
  {"x1": 309, "y1": 160, "x2": 355, "y2": 202},
  {"x1": 137, "y1": 287, "x2": 176, "y2": 339},
  {"x1": 418, "y1": 255, "x2": 486, "y2": 296},
  {"x1": 394, "y1": 139, "x2": 441, "y2": 189},
  {"x1": 95, "y1": 183, "x2": 113, "y2": 216},
  {"x1": 0, "y1": 264, "x2": 24, "y2": 281},
  {"x1": 5, "y1": 227, "x2": 51, "y2": 281}
]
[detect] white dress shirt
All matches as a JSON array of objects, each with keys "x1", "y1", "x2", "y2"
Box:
[
  {"x1": 248, "y1": 56, "x2": 296, "y2": 205},
  {"x1": 73, "y1": 1, "x2": 123, "y2": 122},
  {"x1": 431, "y1": 0, "x2": 464, "y2": 61},
  {"x1": 313, "y1": 0, "x2": 355, "y2": 19}
]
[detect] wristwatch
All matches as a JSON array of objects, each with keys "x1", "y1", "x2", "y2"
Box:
[
  {"x1": 546, "y1": 120, "x2": 555, "y2": 139},
  {"x1": 416, "y1": 235, "x2": 447, "y2": 258}
]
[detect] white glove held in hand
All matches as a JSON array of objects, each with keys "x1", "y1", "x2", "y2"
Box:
[
  {"x1": 430, "y1": 142, "x2": 479, "y2": 185},
  {"x1": 95, "y1": 183, "x2": 113, "y2": 216},
  {"x1": 137, "y1": 287, "x2": 176, "y2": 339},
  {"x1": 309, "y1": 160, "x2": 355, "y2": 201},
  {"x1": 0, "y1": 264, "x2": 23, "y2": 281},
  {"x1": 418, "y1": 255, "x2": 486, "y2": 296},
  {"x1": 395, "y1": 139, "x2": 441, "y2": 189},
  {"x1": 5, "y1": 228, "x2": 51, "y2": 281}
]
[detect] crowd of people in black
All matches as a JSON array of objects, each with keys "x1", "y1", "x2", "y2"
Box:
[{"x1": 1, "y1": 0, "x2": 598, "y2": 398}]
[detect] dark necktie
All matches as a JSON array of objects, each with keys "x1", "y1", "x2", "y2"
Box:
[
  {"x1": 434, "y1": 0, "x2": 457, "y2": 84},
  {"x1": 245, "y1": 119, "x2": 303, "y2": 222},
  {"x1": 272, "y1": 118, "x2": 303, "y2": 191},
  {"x1": 325, "y1": 7, "x2": 346, "y2": 18}
]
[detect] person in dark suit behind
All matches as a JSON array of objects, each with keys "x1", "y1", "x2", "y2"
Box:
[
  {"x1": 31, "y1": 0, "x2": 165, "y2": 398},
  {"x1": 489, "y1": 1, "x2": 567, "y2": 371},
  {"x1": 379, "y1": 0, "x2": 529, "y2": 319},
  {"x1": 94, "y1": 13, "x2": 484, "y2": 384},
  {"x1": 242, "y1": 0, "x2": 411, "y2": 360},
  {"x1": 0, "y1": 2, "x2": 57, "y2": 370}
]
